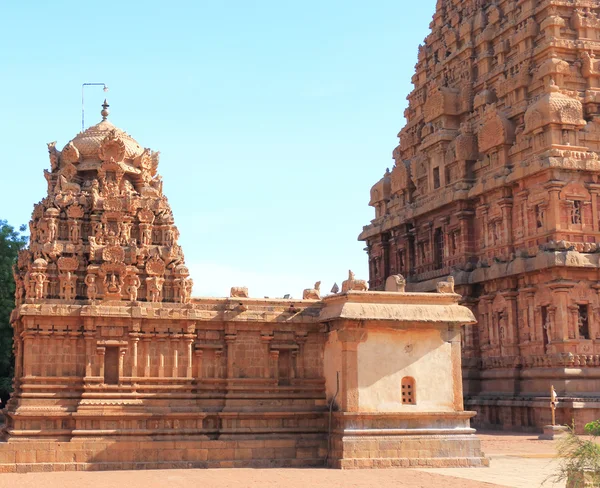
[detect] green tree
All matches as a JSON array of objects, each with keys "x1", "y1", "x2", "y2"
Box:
[{"x1": 0, "y1": 220, "x2": 27, "y2": 400}]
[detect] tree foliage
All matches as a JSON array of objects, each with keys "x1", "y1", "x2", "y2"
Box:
[{"x1": 0, "y1": 220, "x2": 27, "y2": 399}]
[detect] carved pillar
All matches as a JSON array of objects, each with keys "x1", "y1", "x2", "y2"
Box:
[
  {"x1": 97, "y1": 346, "x2": 106, "y2": 380},
  {"x1": 480, "y1": 204, "x2": 490, "y2": 248},
  {"x1": 549, "y1": 283, "x2": 575, "y2": 341},
  {"x1": 588, "y1": 184, "x2": 600, "y2": 231},
  {"x1": 545, "y1": 181, "x2": 566, "y2": 232},
  {"x1": 270, "y1": 350, "x2": 279, "y2": 382},
  {"x1": 499, "y1": 196, "x2": 513, "y2": 248},
  {"x1": 336, "y1": 327, "x2": 368, "y2": 412},
  {"x1": 118, "y1": 348, "x2": 126, "y2": 382},
  {"x1": 185, "y1": 336, "x2": 194, "y2": 378},
  {"x1": 172, "y1": 337, "x2": 179, "y2": 378},
  {"x1": 158, "y1": 337, "x2": 166, "y2": 377},
  {"x1": 194, "y1": 348, "x2": 203, "y2": 380},
  {"x1": 448, "y1": 325, "x2": 464, "y2": 411},
  {"x1": 568, "y1": 305, "x2": 579, "y2": 340},
  {"x1": 261, "y1": 334, "x2": 273, "y2": 378},
  {"x1": 522, "y1": 288, "x2": 536, "y2": 343},
  {"x1": 85, "y1": 334, "x2": 94, "y2": 378},
  {"x1": 131, "y1": 336, "x2": 139, "y2": 378},
  {"x1": 500, "y1": 291, "x2": 519, "y2": 346},
  {"x1": 143, "y1": 338, "x2": 151, "y2": 377},
  {"x1": 516, "y1": 190, "x2": 529, "y2": 238},
  {"x1": 55, "y1": 332, "x2": 65, "y2": 377},
  {"x1": 20, "y1": 334, "x2": 30, "y2": 378},
  {"x1": 225, "y1": 334, "x2": 236, "y2": 379},
  {"x1": 295, "y1": 335, "x2": 307, "y2": 379},
  {"x1": 457, "y1": 210, "x2": 474, "y2": 257}
]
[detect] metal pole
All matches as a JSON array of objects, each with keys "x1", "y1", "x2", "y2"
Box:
[{"x1": 81, "y1": 83, "x2": 108, "y2": 131}]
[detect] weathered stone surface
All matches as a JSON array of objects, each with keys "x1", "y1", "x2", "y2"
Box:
[{"x1": 359, "y1": 0, "x2": 600, "y2": 431}]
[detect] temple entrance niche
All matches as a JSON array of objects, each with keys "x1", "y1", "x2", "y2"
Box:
[{"x1": 104, "y1": 346, "x2": 119, "y2": 385}]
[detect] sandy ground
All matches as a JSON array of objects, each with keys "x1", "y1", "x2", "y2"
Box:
[{"x1": 0, "y1": 431, "x2": 567, "y2": 488}]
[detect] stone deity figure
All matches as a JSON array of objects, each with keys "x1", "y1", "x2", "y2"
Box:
[
  {"x1": 174, "y1": 277, "x2": 193, "y2": 303},
  {"x1": 140, "y1": 225, "x2": 152, "y2": 246},
  {"x1": 33, "y1": 273, "x2": 46, "y2": 299},
  {"x1": 85, "y1": 273, "x2": 98, "y2": 301},
  {"x1": 60, "y1": 271, "x2": 77, "y2": 300},
  {"x1": 105, "y1": 273, "x2": 124, "y2": 295},
  {"x1": 126, "y1": 274, "x2": 141, "y2": 302},
  {"x1": 13, "y1": 268, "x2": 24, "y2": 306},
  {"x1": 146, "y1": 276, "x2": 164, "y2": 303},
  {"x1": 119, "y1": 222, "x2": 132, "y2": 245},
  {"x1": 48, "y1": 218, "x2": 58, "y2": 242},
  {"x1": 182, "y1": 278, "x2": 193, "y2": 304},
  {"x1": 69, "y1": 220, "x2": 80, "y2": 243}
]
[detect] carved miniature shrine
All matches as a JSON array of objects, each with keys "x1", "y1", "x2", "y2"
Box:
[
  {"x1": 360, "y1": 0, "x2": 600, "y2": 432},
  {"x1": 1, "y1": 102, "x2": 484, "y2": 471}
]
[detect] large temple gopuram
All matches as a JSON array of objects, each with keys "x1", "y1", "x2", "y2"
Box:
[
  {"x1": 360, "y1": 0, "x2": 600, "y2": 432},
  {"x1": 0, "y1": 102, "x2": 485, "y2": 472}
]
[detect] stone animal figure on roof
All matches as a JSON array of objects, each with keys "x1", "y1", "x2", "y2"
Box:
[
  {"x1": 436, "y1": 276, "x2": 455, "y2": 294},
  {"x1": 341, "y1": 270, "x2": 368, "y2": 293},
  {"x1": 303, "y1": 281, "x2": 321, "y2": 300},
  {"x1": 385, "y1": 274, "x2": 406, "y2": 293},
  {"x1": 230, "y1": 286, "x2": 249, "y2": 298}
]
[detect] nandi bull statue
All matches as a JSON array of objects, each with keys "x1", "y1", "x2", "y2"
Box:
[
  {"x1": 341, "y1": 270, "x2": 368, "y2": 293},
  {"x1": 436, "y1": 276, "x2": 455, "y2": 294},
  {"x1": 303, "y1": 281, "x2": 321, "y2": 300}
]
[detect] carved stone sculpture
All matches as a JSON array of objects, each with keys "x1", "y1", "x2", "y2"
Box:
[
  {"x1": 385, "y1": 274, "x2": 406, "y2": 293},
  {"x1": 303, "y1": 281, "x2": 321, "y2": 300},
  {"x1": 230, "y1": 287, "x2": 249, "y2": 298}
]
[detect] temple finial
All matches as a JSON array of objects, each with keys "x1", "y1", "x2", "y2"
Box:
[{"x1": 101, "y1": 99, "x2": 110, "y2": 121}]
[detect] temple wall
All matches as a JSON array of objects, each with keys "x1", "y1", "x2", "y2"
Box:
[{"x1": 357, "y1": 329, "x2": 453, "y2": 412}]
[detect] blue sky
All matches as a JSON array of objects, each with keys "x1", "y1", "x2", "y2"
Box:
[{"x1": 0, "y1": 1, "x2": 435, "y2": 298}]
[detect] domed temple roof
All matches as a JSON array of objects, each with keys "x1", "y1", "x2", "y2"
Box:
[{"x1": 62, "y1": 100, "x2": 144, "y2": 161}]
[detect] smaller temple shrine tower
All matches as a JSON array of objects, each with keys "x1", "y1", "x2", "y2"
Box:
[{"x1": 1, "y1": 102, "x2": 484, "y2": 471}]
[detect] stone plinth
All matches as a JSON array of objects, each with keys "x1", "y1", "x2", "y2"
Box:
[{"x1": 538, "y1": 424, "x2": 569, "y2": 440}]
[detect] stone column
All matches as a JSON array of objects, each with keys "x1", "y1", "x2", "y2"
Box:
[
  {"x1": 158, "y1": 337, "x2": 166, "y2": 377},
  {"x1": 588, "y1": 184, "x2": 600, "y2": 231},
  {"x1": 448, "y1": 325, "x2": 464, "y2": 411},
  {"x1": 545, "y1": 181, "x2": 566, "y2": 233},
  {"x1": 194, "y1": 348, "x2": 203, "y2": 380},
  {"x1": 97, "y1": 346, "x2": 106, "y2": 380},
  {"x1": 143, "y1": 338, "x2": 151, "y2": 377},
  {"x1": 457, "y1": 210, "x2": 474, "y2": 257},
  {"x1": 118, "y1": 348, "x2": 126, "y2": 382},
  {"x1": 185, "y1": 336, "x2": 194, "y2": 378},
  {"x1": 270, "y1": 350, "x2": 279, "y2": 382},
  {"x1": 480, "y1": 204, "x2": 490, "y2": 248},
  {"x1": 522, "y1": 287, "x2": 536, "y2": 343},
  {"x1": 225, "y1": 334, "x2": 236, "y2": 379},
  {"x1": 22, "y1": 334, "x2": 32, "y2": 378},
  {"x1": 172, "y1": 337, "x2": 179, "y2": 378},
  {"x1": 131, "y1": 336, "x2": 139, "y2": 378},
  {"x1": 295, "y1": 335, "x2": 307, "y2": 379},
  {"x1": 499, "y1": 196, "x2": 513, "y2": 248},
  {"x1": 569, "y1": 305, "x2": 580, "y2": 340},
  {"x1": 336, "y1": 327, "x2": 368, "y2": 412},
  {"x1": 549, "y1": 282, "x2": 575, "y2": 341},
  {"x1": 500, "y1": 291, "x2": 519, "y2": 346},
  {"x1": 516, "y1": 190, "x2": 529, "y2": 238},
  {"x1": 261, "y1": 334, "x2": 273, "y2": 378}
]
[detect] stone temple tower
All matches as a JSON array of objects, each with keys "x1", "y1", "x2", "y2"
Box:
[
  {"x1": 359, "y1": 1, "x2": 600, "y2": 431},
  {"x1": 18, "y1": 100, "x2": 191, "y2": 306}
]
